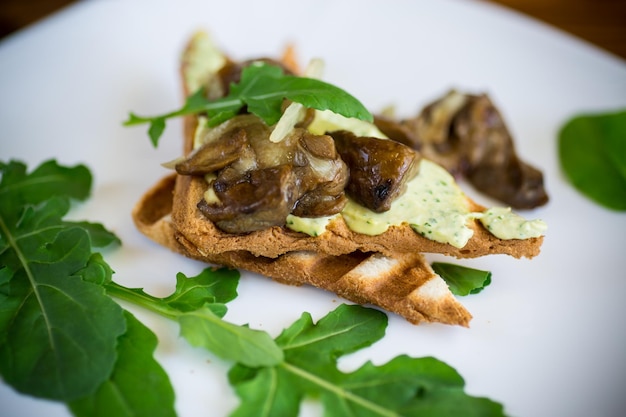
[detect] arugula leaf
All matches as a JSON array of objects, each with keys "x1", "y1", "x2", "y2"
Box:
[
  {"x1": 74, "y1": 257, "x2": 173, "y2": 416},
  {"x1": 164, "y1": 268, "x2": 239, "y2": 312},
  {"x1": 179, "y1": 306, "x2": 284, "y2": 367},
  {"x1": 69, "y1": 311, "x2": 176, "y2": 417},
  {"x1": 65, "y1": 221, "x2": 121, "y2": 248},
  {"x1": 0, "y1": 159, "x2": 91, "y2": 206},
  {"x1": 0, "y1": 228, "x2": 126, "y2": 401},
  {"x1": 0, "y1": 160, "x2": 126, "y2": 401},
  {"x1": 228, "y1": 304, "x2": 506, "y2": 417},
  {"x1": 73, "y1": 253, "x2": 115, "y2": 286},
  {"x1": 104, "y1": 268, "x2": 284, "y2": 368},
  {"x1": 0, "y1": 159, "x2": 277, "y2": 408},
  {"x1": 103, "y1": 268, "x2": 233, "y2": 316},
  {"x1": 124, "y1": 62, "x2": 373, "y2": 147},
  {"x1": 432, "y1": 262, "x2": 492, "y2": 296},
  {"x1": 336, "y1": 355, "x2": 505, "y2": 417},
  {"x1": 558, "y1": 109, "x2": 626, "y2": 210}
]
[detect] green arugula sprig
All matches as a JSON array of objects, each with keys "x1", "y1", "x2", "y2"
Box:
[
  {"x1": 123, "y1": 62, "x2": 373, "y2": 147},
  {"x1": 558, "y1": 109, "x2": 626, "y2": 211},
  {"x1": 1, "y1": 159, "x2": 505, "y2": 417},
  {"x1": 0, "y1": 160, "x2": 125, "y2": 401},
  {"x1": 104, "y1": 270, "x2": 283, "y2": 367},
  {"x1": 228, "y1": 304, "x2": 507, "y2": 417},
  {"x1": 0, "y1": 159, "x2": 280, "y2": 416}
]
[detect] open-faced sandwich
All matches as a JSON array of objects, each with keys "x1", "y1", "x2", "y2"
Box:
[{"x1": 129, "y1": 31, "x2": 548, "y2": 327}]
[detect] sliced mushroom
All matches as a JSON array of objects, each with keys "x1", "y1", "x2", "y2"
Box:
[
  {"x1": 198, "y1": 165, "x2": 300, "y2": 233},
  {"x1": 292, "y1": 188, "x2": 347, "y2": 217},
  {"x1": 291, "y1": 130, "x2": 349, "y2": 217},
  {"x1": 374, "y1": 90, "x2": 549, "y2": 209},
  {"x1": 373, "y1": 114, "x2": 420, "y2": 150},
  {"x1": 330, "y1": 130, "x2": 421, "y2": 213},
  {"x1": 190, "y1": 122, "x2": 350, "y2": 232},
  {"x1": 175, "y1": 127, "x2": 248, "y2": 175},
  {"x1": 291, "y1": 156, "x2": 349, "y2": 218},
  {"x1": 176, "y1": 114, "x2": 269, "y2": 175},
  {"x1": 453, "y1": 94, "x2": 549, "y2": 209},
  {"x1": 299, "y1": 130, "x2": 337, "y2": 160}
]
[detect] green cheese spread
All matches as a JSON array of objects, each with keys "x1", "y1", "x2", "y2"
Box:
[{"x1": 286, "y1": 159, "x2": 547, "y2": 247}]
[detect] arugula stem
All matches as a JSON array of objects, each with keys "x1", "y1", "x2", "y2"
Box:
[
  {"x1": 103, "y1": 282, "x2": 179, "y2": 321},
  {"x1": 125, "y1": 96, "x2": 243, "y2": 125},
  {"x1": 168, "y1": 98, "x2": 242, "y2": 120},
  {"x1": 280, "y1": 362, "x2": 399, "y2": 417}
]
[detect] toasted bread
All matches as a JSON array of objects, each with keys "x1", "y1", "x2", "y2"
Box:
[
  {"x1": 132, "y1": 173, "x2": 472, "y2": 326},
  {"x1": 131, "y1": 31, "x2": 544, "y2": 326}
]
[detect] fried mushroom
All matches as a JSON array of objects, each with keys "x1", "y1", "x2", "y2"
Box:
[
  {"x1": 330, "y1": 130, "x2": 421, "y2": 213},
  {"x1": 175, "y1": 127, "x2": 247, "y2": 175},
  {"x1": 374, "y1": 90, "x2": 549, "y2": 209},
  {"x1": 198, "y1": 165, "x2": 300, "y2": 233},
  {"x1": 188, "y1": 119, "x2": 349, "y2": 232}
]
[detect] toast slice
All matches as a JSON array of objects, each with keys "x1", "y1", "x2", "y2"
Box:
[
  {"x1": 132, "y1": 173, "x2": 472, "y2": 326},
  {"x1": 131, "y1": 158, "x2": 536, "y2": 327},
  {"x1": 130, "y1": 31, "x2": 545, "y2": 326}
]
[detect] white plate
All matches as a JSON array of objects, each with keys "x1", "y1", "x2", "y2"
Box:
[{"x1": 1, "y1": 0, "x2": 625, "y2": 416}]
